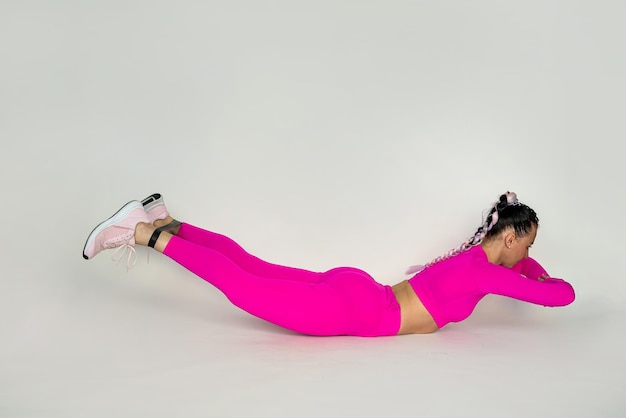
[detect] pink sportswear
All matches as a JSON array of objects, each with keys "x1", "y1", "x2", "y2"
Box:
[
  {"x1": 164, "y1": 223, "x2": 401, "y2": 336},
  {"x1": 408, "y1": 245, "x2": 575, "y2": 328},
  {"x1": 163, "y1": 223, "x2": 574, "y2": 335}
]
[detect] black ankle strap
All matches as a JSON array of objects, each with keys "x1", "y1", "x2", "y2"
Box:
[{"x1": 148, "y1": 220, "x2": 182, "y2": 248}]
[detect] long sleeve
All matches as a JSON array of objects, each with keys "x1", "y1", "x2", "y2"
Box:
[
  {"x1": 408, "y1": 246, "x2": 576, "y2": 328},
  {"x1": 511, "y1": 257, "x2": 548, "y2": 280},
  {"x1": 479, "y1": 264, "x2": 575, "y2": 307}
]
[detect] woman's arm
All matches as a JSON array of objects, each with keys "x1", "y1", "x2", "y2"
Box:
[
  {"x1": 511, "y1": 257, "x2": 549, "y2": 280},
  {"x1": 480, "y1": 263, "x2": 575, "y2": 307}
]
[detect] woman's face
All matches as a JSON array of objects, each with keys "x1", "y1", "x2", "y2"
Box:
[{"x1": 502, "y1": 225, "x2": 537, "y2": 267}]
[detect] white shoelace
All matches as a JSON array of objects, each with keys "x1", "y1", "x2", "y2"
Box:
[{"x1": 111, "y1": 242, "x2": 138, "y2": 270}]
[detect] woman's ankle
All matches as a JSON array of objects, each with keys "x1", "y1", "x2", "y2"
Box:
[
  {"x1": 153, "y1": 216, "x2": 182, "y2": 235},
  {"x1": 134, "y1": 222, "x2": 156, "y2": 246},
  {"x1": 153, "y1": 216, "x2": 173, "y2": 228}
]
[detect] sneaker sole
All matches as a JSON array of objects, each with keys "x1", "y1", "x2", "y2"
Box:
[{"x1": 82, "y1": 200, "x2": 143, "y2": 260}]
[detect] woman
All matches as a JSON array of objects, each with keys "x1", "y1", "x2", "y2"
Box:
[{"x1": 82, "y1": 192, "x2": 575, "y2": 336}]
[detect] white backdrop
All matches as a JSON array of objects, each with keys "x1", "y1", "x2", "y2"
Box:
[{"x1": 1, "y1": 1, "x2": 625, "y2": 417}]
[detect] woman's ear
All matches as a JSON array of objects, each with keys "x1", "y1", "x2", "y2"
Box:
[{"x1": 503, "y1": 232, "x2": 516, "y2": 249}]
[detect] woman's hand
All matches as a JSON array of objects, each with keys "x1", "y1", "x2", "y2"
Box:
[{"x1": 538, "y1": 274, "x2": 550, "y2": 282}]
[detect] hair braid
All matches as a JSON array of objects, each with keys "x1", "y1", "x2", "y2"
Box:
[{"x1": 406, "y1": 192, "x2": 524, "y2": 275}]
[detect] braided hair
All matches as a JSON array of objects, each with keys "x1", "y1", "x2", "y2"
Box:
[{"x1": 406, "y1": 192, "x2": 539, "y2": 274}]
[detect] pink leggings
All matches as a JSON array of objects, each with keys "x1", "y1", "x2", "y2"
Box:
[{"x1": 163, "y1": 223, "x2": 401, "y2": 337}]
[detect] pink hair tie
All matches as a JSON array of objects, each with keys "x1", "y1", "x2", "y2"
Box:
[{"x1": 506, "y1": 191, "x2": 522, "y2": 206}]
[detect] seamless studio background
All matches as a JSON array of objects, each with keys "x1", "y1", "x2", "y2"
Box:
[{"x1": 1, "y1": 1, "x2": 625, "y2": 417}]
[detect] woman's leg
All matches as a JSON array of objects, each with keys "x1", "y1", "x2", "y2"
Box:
[
  {"x1": 153, "y1": 218, "x2": 322, "y2": 283},
  {"x1": 134, "y1": 223, "x2": 400, "y2": 337}
]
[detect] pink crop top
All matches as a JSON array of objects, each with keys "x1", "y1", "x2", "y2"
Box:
[{"x1": 408, "y1": 245, "x2": 575, "y2": 328}]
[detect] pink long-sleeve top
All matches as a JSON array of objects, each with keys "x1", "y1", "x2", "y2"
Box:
[{"x1": 408, "y1": 245, "x2": 575, "y2": 328}]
